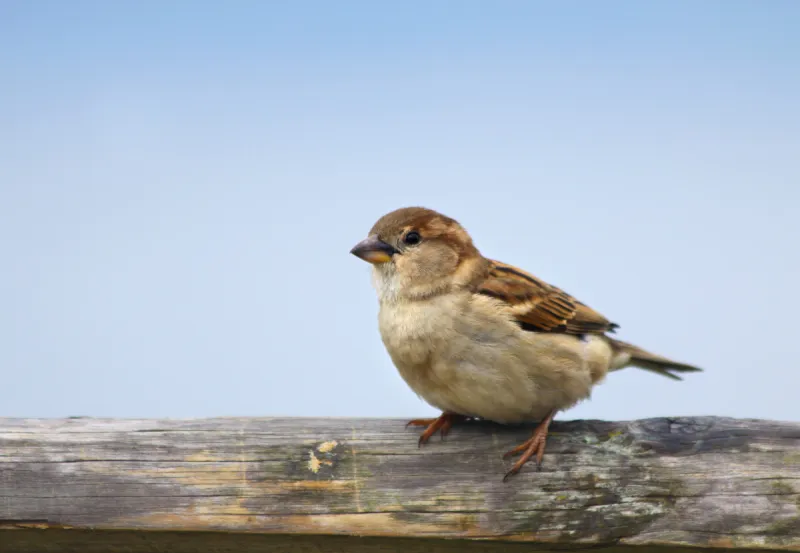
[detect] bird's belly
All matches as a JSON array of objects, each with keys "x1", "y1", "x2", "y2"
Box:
[
  {"x1": 419, "y1": 342, "x2": 599, "y2": 424},
  {"x1": 379, "y1": 298, "x2": 612, "y2": 424}
]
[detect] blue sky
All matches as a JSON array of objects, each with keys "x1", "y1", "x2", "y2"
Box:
[{"x1": 1, "y1": 1, "x2": 798, "y2": 422}]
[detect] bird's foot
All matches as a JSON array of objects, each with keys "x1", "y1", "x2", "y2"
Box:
[
  {"x1": 502, "y1": 410, "x2": 556, "y2": 481},
  {"x1": 406, "y1": 413, "x2": 468, "y2": 447}
]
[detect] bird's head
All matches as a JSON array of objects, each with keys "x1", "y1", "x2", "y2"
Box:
[{"x1": 350, "y1": 207, "x2": 487, "y2": 302}]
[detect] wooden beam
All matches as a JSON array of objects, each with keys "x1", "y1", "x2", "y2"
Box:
[{"x1": 1, "y1": 416, "x2": 799, "y2": 553}]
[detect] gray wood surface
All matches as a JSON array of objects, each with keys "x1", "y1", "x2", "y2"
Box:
[{"x1": 1, "y1": 416, "x2": 799, "y2": 552}]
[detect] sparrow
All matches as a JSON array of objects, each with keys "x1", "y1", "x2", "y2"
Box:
[{"x1": 350, "y1": 206, "x2": 702, "y2": 481}]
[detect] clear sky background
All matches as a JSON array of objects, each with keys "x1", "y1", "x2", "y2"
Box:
[{"x1": 2, "y1": 1, "x2": 798, "y2": 422}]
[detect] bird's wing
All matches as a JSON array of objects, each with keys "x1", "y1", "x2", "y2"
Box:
[{"x1": 477, "y1": 259, "x2": 618, "y2": 335}]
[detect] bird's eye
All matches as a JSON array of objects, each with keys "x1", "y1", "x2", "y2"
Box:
[{"x1": 403, "y1": 231, "x2": 421, "y2": 245}]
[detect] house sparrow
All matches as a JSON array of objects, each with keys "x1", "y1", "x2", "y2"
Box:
[{"x1": 350, "y1": 206, "x2": 702, "y2": 481}]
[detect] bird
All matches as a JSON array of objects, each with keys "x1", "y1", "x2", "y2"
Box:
[{"x1": 349, "y1": 206, "x2": 702, "y2": 481}]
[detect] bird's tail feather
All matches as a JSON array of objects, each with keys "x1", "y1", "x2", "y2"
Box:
[{"x1": 607, "y1": 338, "x2": 702, "y2": 381}]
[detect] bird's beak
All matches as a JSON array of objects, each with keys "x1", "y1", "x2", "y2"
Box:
[{"x1": 350, "y1": 235, "x2": 397, "y2": 264}]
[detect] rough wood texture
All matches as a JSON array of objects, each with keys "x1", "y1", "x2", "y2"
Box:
[{"x1": 1, "y1": 416, "x2": 799, "y2": 553}]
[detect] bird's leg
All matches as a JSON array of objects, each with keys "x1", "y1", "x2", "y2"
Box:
[
  {"x1": 502, "y1": 409, "x2": 557, "y2": 481},
  {"x1": 405, "y1": 412, "x2": 468, "y2": 447}
]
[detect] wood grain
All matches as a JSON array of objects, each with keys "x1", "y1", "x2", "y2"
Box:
[{"x1": 1, "y1": 416, "x2": 799, "y2": 552}]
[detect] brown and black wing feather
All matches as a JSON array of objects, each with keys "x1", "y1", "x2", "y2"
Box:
[{"x1": 477, "y1": 260, "x2": 618, "y2": 335}]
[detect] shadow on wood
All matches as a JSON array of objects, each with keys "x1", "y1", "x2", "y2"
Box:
[{"x1": 1, "y1": 416, "x2": 799, "y2": 552}]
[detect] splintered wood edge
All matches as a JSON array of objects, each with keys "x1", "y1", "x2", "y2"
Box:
[{"x1": 1, "y1": 416, "x2": 799, "y2": 553}]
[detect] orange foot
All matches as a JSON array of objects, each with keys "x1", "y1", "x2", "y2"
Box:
[
  {"x1": 502, "y1": 409, "x2": 557, "y2": 482},
  {"x1": 405, "y1": 412, "x2": 469, "y2": 447}
]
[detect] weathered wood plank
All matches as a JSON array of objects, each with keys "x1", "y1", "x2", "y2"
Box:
[{"x1": 1, "y1": 416, "x2": 799, "y2": 553}]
